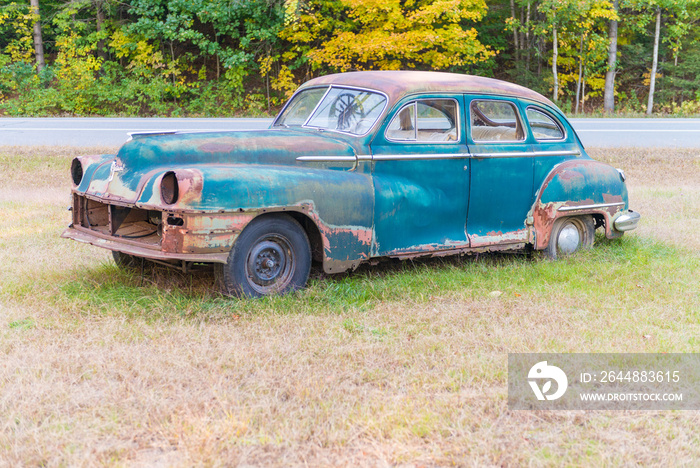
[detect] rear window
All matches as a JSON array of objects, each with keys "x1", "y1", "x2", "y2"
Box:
[{"x1": 526, "y1": 107, "x2": 565, "y2": 140}]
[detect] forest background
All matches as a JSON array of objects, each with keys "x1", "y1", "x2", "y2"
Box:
[{"x1": 1, "y1": 0, "x2": 699, "y2": 117}]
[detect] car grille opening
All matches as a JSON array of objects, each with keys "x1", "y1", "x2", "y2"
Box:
[{"x1": 73, "y1": 195, "x2": 162, "y2": 246}]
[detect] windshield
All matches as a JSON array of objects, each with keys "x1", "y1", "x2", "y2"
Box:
[{"x1": 275, "y1": 86, "x2": 387, "y2": 135}]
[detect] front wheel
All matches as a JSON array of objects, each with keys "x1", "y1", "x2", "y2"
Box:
[
  {"x1": 544, "y1": 216, "x2": 595, "y2": 259},
  {"x1": 217, "y1": 215, "x2": 311, "y2": 298},
  {"x1": 112, "y1": 251, "x2": 141, "y2": 269}
]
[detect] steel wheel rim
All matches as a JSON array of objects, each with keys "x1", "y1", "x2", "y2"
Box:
[
  {"x1": 557, "y1": 221, "x2": 581, "y2": 255},
  {"x1": 245, "y1": 235, "x2": 295, "y2": 294}
]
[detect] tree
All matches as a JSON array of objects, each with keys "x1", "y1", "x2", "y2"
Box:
[
  {"x1": 536, "y1": 0, "x2": 616, "y2": 110},
  {"x1": 603, "y1": 0, "x2": 619, "y2": 111},
  {"x1": 283, "y1": 0, "x2": 494, "y2": 72},
  {"x1": 646, "y1": 6, "x2": 660, "y2": 114},
  {"x1": 622, "y1": 0, "x2": 695, "y2": 114},
  {"x1": 29, "y1": 0, "x2": 44, "y2": 71}
]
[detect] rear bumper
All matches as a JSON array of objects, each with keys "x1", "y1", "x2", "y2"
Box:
[
  {"x1": 613, "y1": 210, "x2": 641, "y2": 232},
  {"x1": 62, "y1": 226, "x2": 229, "y2": 263}
]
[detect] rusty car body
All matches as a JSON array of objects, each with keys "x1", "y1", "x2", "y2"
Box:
[{"x1": 63, "y1": 71, "x2": 640, "y2": 297}]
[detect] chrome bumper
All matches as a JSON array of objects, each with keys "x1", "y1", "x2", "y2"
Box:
[
  {"x1": 62, "y1": 226, "x2": 229, "y2": 263},
  {"x1": 613, "y1": 210, "x2": 641, "y2": 232}
]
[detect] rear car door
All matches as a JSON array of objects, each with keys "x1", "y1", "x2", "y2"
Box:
[{"x1": 465, "y1": 97, "x2": 534, "y2": 248}]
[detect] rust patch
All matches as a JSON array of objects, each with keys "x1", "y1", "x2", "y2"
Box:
[
  {"x1": 470, "y1": 229, "x2": 529, "y2": 248},
  {"x1": 174, "y1": 169, "x2": 204, "y2": 206},
  {"x1": 531, "y1": 201, "x2": 562, "y2": 250}
]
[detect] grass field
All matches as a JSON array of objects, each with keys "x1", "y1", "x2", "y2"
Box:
[{"x1": 0, "y1": 146, "x2": 698, "y2": 466}]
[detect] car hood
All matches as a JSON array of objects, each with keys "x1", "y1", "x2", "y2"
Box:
[
  {"x1": 79, "y1": 129, "x2": 359, "y2": 205},
  {"x1": 117, "y1": 128, "x2": 356, "y2": 166}
]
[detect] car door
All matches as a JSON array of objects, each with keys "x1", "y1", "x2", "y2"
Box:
[
  {"x1": 465, "y1": 96, "x2": 534, "y2": 247},
  {"x1": 370, "y1": 95, "x2": 470, "y2": 255}
]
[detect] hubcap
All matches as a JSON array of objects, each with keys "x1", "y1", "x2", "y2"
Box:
[
  {"x1": 246, "y1": 237, "x2": 295, "y2": 294},
  {"x1": 557, "y1": 222, "x2": 581, "y2": 255}
]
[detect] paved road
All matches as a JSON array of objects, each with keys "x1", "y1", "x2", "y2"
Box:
[
  {"x1": 0, "y1": 116, "x2": 698, "y2": 148},
  {"x1": 568, "y1": 118, "x2": 700, "y2": 148}
]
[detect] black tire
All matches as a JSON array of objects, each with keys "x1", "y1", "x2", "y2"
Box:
[
  {"x1": 544, "y1": 216, "x2": 595, "y2": 259},
  {"x1": 218, "y1": 215, "x2": 311, "y2": 298},
  {"x1": 112, "y1": 251, "x2": 141, "y2": 269}
]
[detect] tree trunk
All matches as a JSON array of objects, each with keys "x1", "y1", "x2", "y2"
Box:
[
  {"x1": 575, "y1": 36, "x2": 584, "y2": 114},
  {"x1": 647, "y1": 7, "x2": 661, "y2": 115},
  {"x1": 94, "y1": 0, "x2": 107, "y2": 60},
  {"x1": 603, "y1": 0, "x2": 618, "y2": 112},
  {"x1": 581, "y1": 74, "x2": 586, "y2": 113},
  {"x1": 552, "y1": 25, "x2": 558, "y2": 102},
  {"x1": 29, "y1": 0, "x2": 45, "y2": 72},
  {"x1": 519, "y1": 6, "x2": 525, "y2": 62},
  {"x1": 525, "y1": 2, "x2": 531, "y2": 71},
  {"x1": 510, "y1": 0, "x2": 519, "y2": 62}
]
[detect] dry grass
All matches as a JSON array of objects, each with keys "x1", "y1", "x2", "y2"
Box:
[
  {"x1": 0, "y1": 146, "x2": 699, "y2": 467},
  {"x1": 588, "y1": 146, "x2": 700, "y2": 250}
]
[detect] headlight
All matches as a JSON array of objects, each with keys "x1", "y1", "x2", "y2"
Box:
[
  {"x1": 71, "y1": 158, "x2": 83, "y2": 186},
  {"x1": 161, "y1": 171, "x2": 179, "y2": 205}
]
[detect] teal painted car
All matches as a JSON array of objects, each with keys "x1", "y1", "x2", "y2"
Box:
[{"x1": 63, "y1": 71, "x2": 640, "y2": 297}]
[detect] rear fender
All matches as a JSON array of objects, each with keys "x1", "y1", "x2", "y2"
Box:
[{"x1": 529, "y1": 159, "x2": 628, "y2": 250}]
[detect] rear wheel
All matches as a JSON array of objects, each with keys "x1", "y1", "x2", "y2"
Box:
[
  {"x1": 218, "y1": 215, "x2": 311, "y2": 298},
  {"x1": 544, "y1": 216, "x2": 595, "y2": 259}
]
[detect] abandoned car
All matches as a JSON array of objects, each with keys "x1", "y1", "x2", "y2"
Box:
[{"x1": 63, "y1": 71, "x2": 640, "y2": 297}]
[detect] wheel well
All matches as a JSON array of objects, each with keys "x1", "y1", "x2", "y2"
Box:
[
  {"x1": 287, "y1": 212, "x2": 324, "y2": 263},
  {"x1": 592, "y1": 213, "x2": 606, "y2": 230},
  {"x1": 251, "y1": 211, "x2": 324, "y2": 263}
]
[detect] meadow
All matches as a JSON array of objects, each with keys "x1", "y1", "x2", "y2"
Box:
[{"x1": 0, "y1": 146, "x2": 698, "y2": 466}]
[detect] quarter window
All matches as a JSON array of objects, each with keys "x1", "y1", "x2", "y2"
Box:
[
  {"x1": 386, "y1": 99, "x2": 458, "y2": 142},
  {"x1": 526, "y1": 107, "x2": 565, "y2": 140},
  {"x1": 470, "y1": 100, "x2": 524, "y2": 142}
]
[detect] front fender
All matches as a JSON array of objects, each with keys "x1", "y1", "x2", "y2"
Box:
[
  {"x1": 137, "y1": 164, "x2": 375, "y2": 273},
  {"x1": 529, "y1": 159, "x2": 628, "y2": 249}
]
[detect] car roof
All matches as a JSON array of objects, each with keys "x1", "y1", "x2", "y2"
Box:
[{"x1": 300, "y1": 71, "x2": 557, "y2": 109}]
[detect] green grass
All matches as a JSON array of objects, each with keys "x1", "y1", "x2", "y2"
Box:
[{"x1": 10, "y1": 236, "x2": 685, "y2": 320}]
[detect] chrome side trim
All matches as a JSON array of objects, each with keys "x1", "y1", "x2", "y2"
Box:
[
  {"x1": 373, "y1": 153, "x2": 471, "y2": 161},
  {"x1": 296, "y1": 155, "x2": 357, "y2": 162},
  {"x1": 558, "y1": 202, "x2": 625, "y2": 212},
  {"x1": 126, "y1": 130, "x2": 178, "y2": 141},
  {"x1": 472, "y1": 149, "x2": 580, "y2": 159},
  {"x1": 297, "y1": 150, "x2": 578, "y2": 162}
]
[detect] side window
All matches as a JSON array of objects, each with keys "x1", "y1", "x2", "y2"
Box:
[
  {"x1": 470, "y1": 100, "x2": 524, "y2": 142},
  {"x1": 526, "y1": 107, "x2": 565, "y2": 140},
  {"x1": 386, "y1": 99, "x2": 458, "y2": 142}
]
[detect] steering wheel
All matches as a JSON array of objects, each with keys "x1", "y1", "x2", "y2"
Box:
[{"x1": 329, "y1": 93, "x2": 366, "y2": 131}]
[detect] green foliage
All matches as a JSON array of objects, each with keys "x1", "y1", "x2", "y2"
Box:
[{"x1": 0, "y1": 0, "x2": 699, "y2": 115}]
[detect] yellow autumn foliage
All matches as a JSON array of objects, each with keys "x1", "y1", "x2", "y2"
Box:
[{"x1": 284, "y1": 0, "x2": 494, "y2": 71}]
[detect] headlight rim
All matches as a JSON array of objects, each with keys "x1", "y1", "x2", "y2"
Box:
[
  {"x1": 71, "y1": 157, "x2": 84, "y2": 186},
  {"x1": 161, "y1": 171, "x2": 180, "y2": 205}
]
